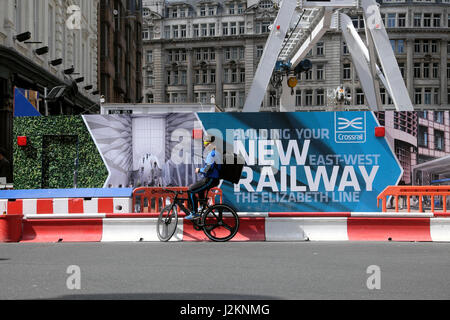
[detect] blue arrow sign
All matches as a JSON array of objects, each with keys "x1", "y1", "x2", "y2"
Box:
[{"x1": 197, "y1": 112, "x2": 402, "y2": 212}]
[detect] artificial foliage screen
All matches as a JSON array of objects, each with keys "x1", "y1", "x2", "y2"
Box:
[{"x1": 13, "y1": 116, "x2": 108, "y2": 189}]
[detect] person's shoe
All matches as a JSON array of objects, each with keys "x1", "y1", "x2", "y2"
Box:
[{"x1": 185, "y1": 212, "x2": 200, "y2": 220}]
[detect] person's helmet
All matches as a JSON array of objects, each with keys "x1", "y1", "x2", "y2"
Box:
[{"x1": 203, "y1": 135, "x2": 215, "y2": 145}]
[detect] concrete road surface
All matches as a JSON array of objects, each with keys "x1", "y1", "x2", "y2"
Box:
[{"x1": 0, "y1": 242, "x2": 449, "y2": 300}]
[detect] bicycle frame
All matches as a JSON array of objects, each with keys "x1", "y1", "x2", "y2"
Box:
[{"x1": 170, "y1": 193, "x2": 211, "y2": 227}]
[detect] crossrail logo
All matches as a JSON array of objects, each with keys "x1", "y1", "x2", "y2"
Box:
[{"x1": 334, "y1": 112, "x2": 366, "y2": 143}]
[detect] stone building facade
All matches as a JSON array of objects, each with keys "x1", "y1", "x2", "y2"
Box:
[{"x1": 142, "y1": 0, "x2": 450, "y2": 110}]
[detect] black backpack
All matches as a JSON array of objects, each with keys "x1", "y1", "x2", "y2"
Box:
[{"x1": 218, "y1": 153, "x2": 245, "y2": 184}]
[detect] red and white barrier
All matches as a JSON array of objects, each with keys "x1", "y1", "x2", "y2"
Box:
[
  {"x1": 4, "y1": 212, "x2": 446, "y2": 243},
  {"x1": 0, "y1": 197, "x2": 132, "y2": 216}
]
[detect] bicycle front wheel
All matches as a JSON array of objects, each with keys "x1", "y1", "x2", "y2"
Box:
[
  {"x1": 201, "y1": 204, "x2": 239, "y2": 242},
  {"x1": 157, "y1": 205, "x2": 178, "y2": 242}
]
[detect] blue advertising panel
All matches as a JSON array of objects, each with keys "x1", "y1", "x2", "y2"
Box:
[{"x1": 197, "y1": 112, "x2": 402, "y2": 212}]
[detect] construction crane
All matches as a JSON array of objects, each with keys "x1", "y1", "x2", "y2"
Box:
[{"x1": 243, "y1": 0, "x2": 414, "y2": 112}]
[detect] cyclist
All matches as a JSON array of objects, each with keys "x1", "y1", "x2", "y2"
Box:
[{"x1": 185, "y1": 135, "x2": 220, "y2": 220}]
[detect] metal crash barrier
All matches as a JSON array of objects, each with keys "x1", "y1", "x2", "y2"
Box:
[
  {"x1": 377, "y1": 186, "x2": 450, "y2": 213},
  {"x1": 132, "y1": 187, "x2": 222, "y2": 213}
]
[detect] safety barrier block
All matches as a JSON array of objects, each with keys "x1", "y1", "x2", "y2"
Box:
[
  {"x1": 182, "y1": 217, "x2": 265, "y2": 241},
  {"x1": 101, "y1": 218, "x2": 183, "y2": 242},
  {"x1": 21, "y1": 218, "x2": 103, "y2": 242},
  {"x1": 347, "y1": 217, "x2": 432, "y2": 241},
  {"x1": 430, "y1": 218, "x2": 450, "y2": 242}
]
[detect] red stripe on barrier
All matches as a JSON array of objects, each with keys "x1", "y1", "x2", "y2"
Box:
[
  {"x1": 68, "y1": 198, "x2": 84, "y2": 214},
  {"x1": 433, "y1": 213, "x2": 450, "y2": 218},
  {"x1": 98, "y1": 198, "x2": 114, "y2": 213},
  {"x1": 269, "y1": 212, "x2": 351, "y2": 217},
  {"x1": 21, "y1": 219, "x2": 103, "y2": 242},
  {"x1": 104, "y1": 213, "x2": 159, "y2": 218},
  {"x1": 36, "y1": 199, "x2": 53, "y2": 214},
  {"x1": 7, "y1": 200, "x2": 23, "y2": 214},
  {"x1": 347, "y1": 218, "x2": 432, "y2": 241},
  {"x1": 183, "y1": 217, "x2": 265, "y2": 241}
]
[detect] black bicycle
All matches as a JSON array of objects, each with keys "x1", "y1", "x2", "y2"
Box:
[{"x1": 156, "y1": 188, "x2": 239, "y2": 242}]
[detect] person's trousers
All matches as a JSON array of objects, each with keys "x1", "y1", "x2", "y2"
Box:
[{"x1": 188, "y1": 177, "x2": 219, "y2": 212}]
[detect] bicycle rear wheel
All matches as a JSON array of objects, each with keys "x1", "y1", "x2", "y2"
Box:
[
  {"x1": 157, "y1": 205, "x2": 178, "y2": 242},
  {"x1": 201, "y1": 204, "x2": 239, "y2": 242}
]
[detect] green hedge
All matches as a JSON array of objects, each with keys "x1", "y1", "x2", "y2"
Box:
[{"x1": 13, "y1": 115, "x2": 108, "y2": 189}]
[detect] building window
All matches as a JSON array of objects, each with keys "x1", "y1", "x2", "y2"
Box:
[
  {"x1": 431, "y1": 40, "x2": 438, "y2": 53},
  {"x1": 181, "y1": 70, "x2": 187, "y2": 85},
  {"x1": 424, "y1": 13, "x2": 431, "y2": 27},
  {"x1": 415, "y1": 88, "x2": 422, "y2": 104},
  {"x1": 210, "y1": 69, "x2": 215, "y2": 83},
  {"x1": 230, "y1": 92, "x2": 237, "y2": 107},
  {"x1": 305, "y1": 68, "x2": 312, "y2": 80},
  {"x1": 423, "y1": 40, "x2": 429, "y2": 53},
  {"x1": 343, "y1": 42, "x2": 349, "y2": 55},
  {"x1": 230, "y1": 22, "x2": 237, "y2": 35},
  {"x1": 418, "y1": 126, "x2": 428, "y2": 147},
  {"x1": 237, "y1": 3, "x2": 244, "y2": 14},
  {"x1": 356, "y1": 89, "x2": 364, "y2": 105},
  {"x1": 295, "y1": 90, "x2": 302, "y2": 106},
  {"x1": 193, "y1": 24, "x2": 199, "y2": 37},
  {"x1": 200, "y1": 6, "x2": 206, "y2": 16},
  {"x1": 434, "y1": 88, "x2": 440, "y2": 105},
  {"x1": 414, "y1": 40, "x2": 420, "y2": 53},
  {"x1": 209, "y1": 23, "x2": 215, "y2": 36},
  {"x1": 171, "y1": 8, "x2": 178, "y2": 18},
  {"x1": 397, "y1": 40, "x2": 404, "y2": 53},
  {"x1": 239, "y1": 22, "x2": 245, "y2": 34},
  {"x1": 181, "y1": 25, "x2": 186, "y2": 38},
  {"x1": 208, "y1": 6, "x2": 214, "y2": 16},
  {"x1": 398, "y1": 13, "x2": 406, "y2": 27},
  {"x1": 145, "y1": 70, "x2": 153, "y2": 86},
  {"x1": 447, "y1": 63, "x2": 450, "y2": 79},
  {"x1": 414, "y1": 13, "x2": 421, "y2": 27},
  {"x1": 435, "y1": 130, "x2": 445, "y2": 150},
  {"x1": 414, "y1": 63, "x2": 421, "y2": 78},
  {"x1": 316, "y1": 65, "x2": 324, "y2": 80},
  {"x1": 424, "y1": 88, "x2": 432, "y2": 105},
  {"x1": 239, "y1": 91, "x2": 245, "y2": 108},
  {"x1": 316, "y1": 42, "x2": 324, "y2": 56},
  {"x1": 228, "y1": 4, "x2": 235, "y2": 15},
  {"x1": 316, "y1": 89, "x2": 324, "y2": 106},
  {"x1": 164, "y1": 26, "x2": 171, "y2": 38},
  {"x1": 398, "y1": 62, "x2": 405, "y2": 78},
  {"x1": 256, "y1": 46, "x2": 264, "y2": 58},
  {"x1": 433, "y1": 14, "x2": 441, "y2": 27},
  {"x1": 435, "y1": 111, "x2": 444, "y2": 123},
  {"x1": 173, "y1": 25, "x2": 179, "y2": 38},
  {"x1": 201, "y1": 24, "x2": 207, "y2": 37},
  {"x1": 146, "y1": 50, "x2": 153, "y2": 63},
  {"x1": 343, "y1": 63, "x2": 351, "y2": 80},
  {"x1": 305, "y1": 90, "x2": 313, "y2": 106},
  {"x1": 195, "y1": 70, "x2": 200, "y2": 84},
  {"x1": 423, "y1": 63, "x2": 430, "y2": 78},
  {"x1": 222, "y1": 23, "x2": 228, "y2": 35},
  {"x1": 432, "y1": 63, "x2": 439, "y2": 78},
  {"x1": 387, "y1": 13, "x2": 396, "y2": 28},
  {"x1": 146, "y1": 94, "x2": 154, "y2": 103}
]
